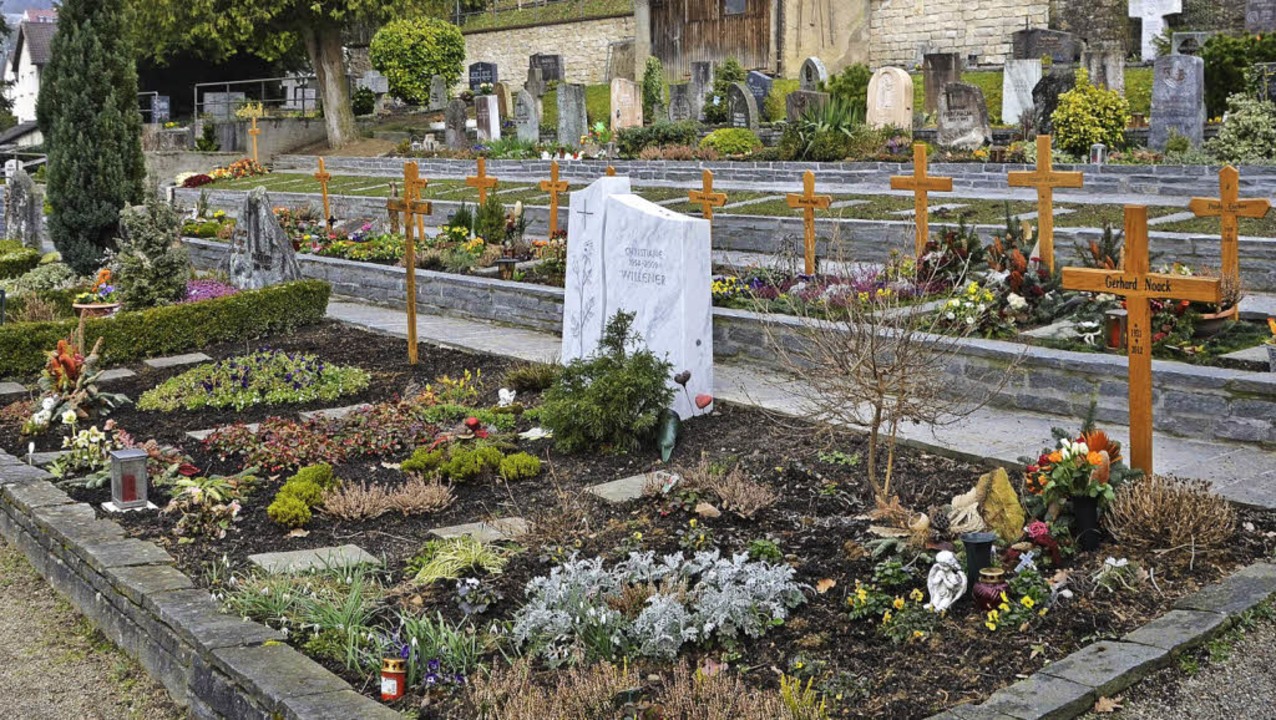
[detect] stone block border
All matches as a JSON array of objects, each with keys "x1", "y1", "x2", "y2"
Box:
[
  {"x1": 0, "y1": 450, "x2": 399, "y2": 720},
  {"x1": 182, "y1": 238, "x2": 1276, "y2": 448},
  {"x1": 2, "y1": 444, "x2": 1271, "y2": 719},
  {"x1": 927, "y1": 562, "x2": 1276, "y2": 720}
]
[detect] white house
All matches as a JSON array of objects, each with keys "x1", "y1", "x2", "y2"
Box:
[{"x1": 4, "y1": 9, "x2": 57, "y2": 140}]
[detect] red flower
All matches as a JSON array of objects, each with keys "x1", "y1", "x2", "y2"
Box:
[{"x1": 1152, "y1": 332, "x2": 1167, "y2": 343}]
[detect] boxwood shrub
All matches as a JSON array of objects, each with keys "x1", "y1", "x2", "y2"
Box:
[
  {"x1": 0, "y1": 280, "x2": 330, "y2": 379},
  {"x1": 0, "y1": 241, "x2": 41, "y2": 279}
]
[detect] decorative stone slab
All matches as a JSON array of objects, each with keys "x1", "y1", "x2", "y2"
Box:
[
  {"x1": 107, "y1": 564, "x2": 195, "y2": 611},
  {"x1": 298, "y1": 404, "x2": 372, "y2": 421},
  {"x1": 1174, "y1": 562, "x2": 1276, "y2": 615},
  {"x1": 143, "y1": 353, "x2": 212, "y2": 369},
  {"x1": 429, "y1": 517, "x2": 530, "y2": 542},
  {"x1": 248, "y1": 544, "x2": 382, "y2": 575},
  {"x1": 97, "y1": 368, "x2": 137, "y2": 384},
  {"x1": 76, "y1": 538, "x2": 176, "y2": 573},
  {"x1": 931, "y1": 706, "x2": 1022, "y2": 720},
  {"x1": 588, "y1": 472, "x2": 666, "y2": 503},
  {"x1": 23, "y1": 451, "x2": 62, "y2": 467},
  {"x1": 212, "y1": 643, "x2": 349, "y2": 701},
  {"x1": 187, "y1": 422, "x2": 258, "y2": 441},
  {"x1": 278, "y1": 688, "x2": 403, "y2": 720},
  {"x1": 1, "y1": 480, "x2": 75, "y2": 509},
  {"x1": 1036, "y1": 640, "x2": 1168, "y2": 697},
  {"x1": 0, "y1": 381, "x2": 27, "y2": 402},
  {"x1": 1121, "y1": 609, "x2": 1230, "y2": 653},
  {"x1": 1220, "y1": 345, "x2": 1270, "y2": 364},
  {"x1": 976, "y1": 673, "x2": 1094, "y2": 720},
  {"x1": 1021, "y1": 321, "x2": 1079, "y2": 340}
]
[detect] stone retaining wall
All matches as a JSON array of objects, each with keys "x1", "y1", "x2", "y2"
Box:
[
  {"x1": 174, "y1": 187, "x2": 1276, "y2": 293},
  {"x1": 0, "y1": 453, "x2": 399, "y2": 720},
  {"x1": 868, "y1": 0, "x2": 1049, "y2": 67},
  {"x1": 462, "y1": 15, "x2": 636, "y2": 86},
  {"x1": 272, "y1": 155, "x2": 1276, "y2": 199},
  {"x1": 185, "y1": 238, "x2": 1276, "y2": 448}
]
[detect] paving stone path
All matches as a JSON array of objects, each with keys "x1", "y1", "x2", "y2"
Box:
[
  {"x1": 326, "y1": 300, "x2": 1276, "y2": 510},
  {"x1": 0, "y1": 537, "x2": 181, "y2": 720}
]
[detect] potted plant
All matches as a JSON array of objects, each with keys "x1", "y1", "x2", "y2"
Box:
[
  {"x1": 1024, "y1": 428, "x2": 1133, "y2": 551},
  {"x1": 72, "y1": 269, "x2": 121, "y2": 317}
]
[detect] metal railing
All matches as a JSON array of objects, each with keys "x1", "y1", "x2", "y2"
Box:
[{"x1": 192, "y1": 76, "x2": 327, "y2": 122}]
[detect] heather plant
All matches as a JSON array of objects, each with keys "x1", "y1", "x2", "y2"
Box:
[{"x1": 138, "y1": 350, "x2": 370, "y2": 412}]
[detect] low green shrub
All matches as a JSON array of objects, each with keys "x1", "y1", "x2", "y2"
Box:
[
  {"x1": 267, "y1": 464, "x2": 337, "y2": 528},
  {"x1": 291, "y1": 463, "x2": 338, "y2": 491},
  {"x1": 440, "y1": 444, "x2": 504, "y2": 481},
  {"x1": 616, "y1": 121, "x2": 701, "y2": 158},
  {"x1": 825, "y1": 63, "x2": 871, "y2": 119},
  {"x1": 0, "y1": 262, "x2": 78, "y2": 293},
  {"x1": 703, "y1": 58, "x2": 746, "y2": 124},
  {"x1": 0, "y1": 241, "x2": 41, "y2": 279},
  {"x1": 1207, "y1": 93, "x2": 1276, "y2": 163},
  {"x1": 699, "y1": 128, "x2": 762, "y2": 156},
  {"x1": 352, "y1": 87, "x2": 376, "y2": 116},
  {"x1": 0, "y1": 280, "x2": 330, "y2": 379},
  {"x1": 279, "y1": 476, "x2": 325, "y2": 507},
  {"x1": 1050, "y1": 69, "x2": 1130, "y2": 156},
  {"x1": 541, "y1": 311, "x2": 675, "y2": 454},
  {"x1": 498, "y1": 452, "x2": 541, "y2": 481},
  {"x1": 402, "y1": 447, "x2": 445, "y2": 475},
  {"x1": 502, "y1": 361, "x2": 560, "y2": 393},
  {"x1": 267, "y1": 492, "x2": 312, "y2": 528},
  {"x1": 763, "y1": 78, "x2": 800, "y2": 122}
]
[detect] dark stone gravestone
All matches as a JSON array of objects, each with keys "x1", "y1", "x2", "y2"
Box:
[
  {"x1": 1149, "y1": 54, "x2": 1205, "y2": 151},
  {"x1": 468, "y1": 62, "x2": 498, "y2": 92},
  {"x1": 922, "y1": 53, "x2": 962, "y2": 115},
  {"x1": 1032, "y1": 67, "x2": 1076, "y2": 135},
  {"x1": 1012, "y1": 28, "x2": 1081, "y2": 63},
  {"x1": 745, "y1": 70, "x2": 773, "y2": 106},
  {"x1": 445, "y1": 99, "x2": 468, "y2": 150},
  {"x1": 228, "y1": 187, "x2": 301, "y2": 290},
  {"x1": 936, "y1": 82, "x2": 991, "y2": 150},
  {"x1": 1248, "y1": 0, "x2": 1276, "y2": 32},
  {"x1": 4, "y1": 167, "x2": 42, "y2": 250},
  {"x1": 557, "y1": 83, "x2": 588, "y2": 150},
  {"x1": 668, "y1": 83, "x2": 695, "y2": 122},
  {"x1": 786, "y1": 90, "x2": 829, "y2": 122},
  {"x1": 515, "y1": 89, "x2": 540, "y2": 143},
  {"x1": 727, "y1": 82, "x2": 759, "y2": 131},
  {"x1": 530, "y1": 53, "x2": 564, "y2": 83}
]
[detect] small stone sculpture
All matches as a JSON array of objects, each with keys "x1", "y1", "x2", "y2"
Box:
[{"x1": 926, "y1": 550, "x2": 967, "y2": 613}]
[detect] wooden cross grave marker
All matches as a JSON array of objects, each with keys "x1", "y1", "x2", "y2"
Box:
[
  {"x1": 385, "y1": 162, "x2": 433, "y2": 366},
  {"x1": 249, "y1": 116, "x2": 261, "y2": 164},
  {"x1": 890, "y1": 143, "x2": 954, "y2": 257},
  {"x1": 405, "y1": 170, "x2": 429, "y2": 240},
  {"x1": 1007, "y1": 135, "x2": 1083, "y2": 273},
  {"x1": 689, "y1": 169, "x2": 728, "y2": 221},
  {"x1": 786, "y1": 170, "x2": 832, "y2": 276},
  {"x1": 466, "y1": 157, "x2": 498, "y2": 204},
  {"x1": 539, "y1": 160, "x2": 569, "y2": 236},
  {"x1": 606, "y1": 165, "x2": 617, "y2": 177},
  {"x1": 1061, "y1": 206, "x2": 1222, "y2": 475},
  {"x1": 314, "y1": 158, "x2": 333, "y2": 234},
  {"x1": 1187, "y1": 165, "x2": 1271, "y2": 283}
]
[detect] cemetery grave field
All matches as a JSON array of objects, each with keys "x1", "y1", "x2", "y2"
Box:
[{"x1": 3, "y1": 321, "x2": 1273, "y2": 718}]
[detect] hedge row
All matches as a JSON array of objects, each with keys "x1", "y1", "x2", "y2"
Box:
[
  {"x1": 0, "y1": 280, "x2": 331, "y2": 379},
  {"x1": 0, "y1": 242, "x2": 41, "y2": 279}
]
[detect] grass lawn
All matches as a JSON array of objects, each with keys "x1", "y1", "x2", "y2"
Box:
[
  {"x1": 1055, "y1": 203, "x2": 1182, "y2": 230},
  {"x1": 1154, "y1": 213, "x2": 1276, "y2": 237},
  {"x1": 459, "y1": 0, "x2": 632, "y2": 32}
]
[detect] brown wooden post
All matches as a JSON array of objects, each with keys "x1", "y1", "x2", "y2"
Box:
[
  {"x1": 786, "y1": 170, "x2": 832, "y2": 276},
  {"x1": 890, "y1": 143, "x2": 954, "y2": 257}
]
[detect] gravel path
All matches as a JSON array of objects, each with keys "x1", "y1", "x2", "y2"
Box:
[
  {"x1": 0, "y1": 537, "x2": 181, "y2": 720},
  {"x1": 1080, "y1": 608, "x2": 1276, "y2": 719}
]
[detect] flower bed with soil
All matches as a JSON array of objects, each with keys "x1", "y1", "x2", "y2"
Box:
[{"x1": 2, "y1": 321, "x2": 1272, "y2": 719}]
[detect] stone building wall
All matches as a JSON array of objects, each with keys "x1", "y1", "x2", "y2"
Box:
[
  {"x1": 1049, "y1": 0, "x2": 1128, "y2": 51},
  {"x1": 462, "y1": 15, "x2": 636, "y2": 88},
  {"x1": 867, "y1": 0, "x2": 1049, "y2": 67},
  {"x1": 779, "y1": 0, "x2": 871, "y2": 76}
]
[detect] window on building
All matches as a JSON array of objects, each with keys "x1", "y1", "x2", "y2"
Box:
[{"x1": 724, "y1": 0, "x2": 746, "y2": 16}]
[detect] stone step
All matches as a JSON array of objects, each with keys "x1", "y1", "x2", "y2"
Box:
[
  {"x1": 1220, "y1": 344, "x2": 1271, "y2": 366},
  {"x1": 143, "y1": 353, "x2": 212, "y2": 369},
  {"x1": 248, "y1": 544, "x2": 382, "y2": 575},
  {"x1": 0, "y1": 381, "x2": 27, "y2": 403},
  {"x1": 586, "y1": 472, "x2": 667, "y2": 503},
  {"x1": 428, "y1": 517, "x2": 529, "y2": 542},
  {"x1": 97, "y1": 368, "x2": 136, "y2": 384}
]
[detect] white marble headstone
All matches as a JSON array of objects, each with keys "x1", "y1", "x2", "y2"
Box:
[
  {"x1": 1001, "y1": 59, "x2": 1042, "y2": 127},
  {"x1": 561, "y1": 178, "x2": 713, "y2": 419},
  {"x1": 1129, "y1": 0, "x2": 1183, "y2": 61}
]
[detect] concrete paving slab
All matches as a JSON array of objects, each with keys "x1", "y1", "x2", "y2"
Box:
[
  {"x1": 429, "y1": 517, "x2": 530, "y2": 542},
  {"x1": 298, "y1": 404, "x2": 372, "y2": 421},
  {"x1": 97, "y1": 368, "x2": 136, "y2": 384},
  {"x1": 143, "y1": 353, "x2": 212, "y2": 369},
  {"x1": 587, "y1": 473, "x2": 666, "y2": 503},
  {"x1": 248, "y1": 544, "x2": 382, "y2": 574}
]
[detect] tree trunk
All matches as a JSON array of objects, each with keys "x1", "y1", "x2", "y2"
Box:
[{"x1": 302, "y1": 25, "x2": 356, "y2": 149}]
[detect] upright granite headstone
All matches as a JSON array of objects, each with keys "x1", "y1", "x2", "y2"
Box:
[
  {"x1": 1150, "y1": 54, "x2": 1205, "y2": 150},
  {"x1": 668, "y1": 84, "x2": 694, "y2": 122},
  {"x1": 359, "y1": 71, "x2": 389, "y2": 95},
  {"x1": 525, "y1": 67, "x2": 547, "y2": 98},
  {"x1": 1002, "y1": 59, "x2": 1042, "y2": 126},
  {"x1": 530, "y1": 53, "x2": 565, "y2": 82},
  {"x1": 1083, "y1": 49, "x2": 1125, "y2": 94},
  {"x1": 726, "y1": 82, "x2": 759, "y2": 130},
  {"x1": 867, "y1": 66, "x2": 914, "y2": 131},
  {"x1": 468, "y1": 62, "x2": 498, "y2": 91},
  {"x1": 4, "y1": 168, "x2": 42, "y2": 250},
  {"x1": 937, "y1": 82, "x2": 991, "y2": 150},
  {"x1": 445, "y1": 99, "x2": 469, "y2": 150},
  {"x1": 786, "y1": 90, "x2": 829, "y2": 122},
  {"x1": 514, "y1": 89, "x2": 540, "y2": 143},
  {"x1": 1129, "y1": 0, "x2": 1183, "y2": 61},
  {"x1": 557, "y1": 83, "x2": 588, "y2": 150},
  {"x1": 475, "y1": 95, "x2": 501, "y2": 142},
  {"x1": 745, "y1": 70, "x2": 773, "y2": 106},
  {"x1": 610, "y1": 78, "x2": 643, "y2": 131},
  {"x1": 492, "y1": 82, "x2": 513, "y2": 119},
  {"x1": 800, "y1": 57, "x2": 829, "y2": 91},
  {"x1": 922, "y1": 53, "x2": 962, "y2": 115},
  {"x1": 690, "y1": 61, "x2": 714, "y2": 119},
  {"x1": 1032, "y1": 67, "x2": 1076, "y2": 135},
  {"x1": 561, "y1": 176, "x2": 713, "y2": 420},
  {"x1": 428, "y1": 76, "x2": 448, "y2": 111},
  {"x1": 1012, "y1": 28, "x2": 1081, "y2": 63},
  {"x1": 228, "y1": 187, "x2": 301, "y2": 290},
  {"x1": 1248, "y1": 0, "x2": 1276, "y2": 32}
]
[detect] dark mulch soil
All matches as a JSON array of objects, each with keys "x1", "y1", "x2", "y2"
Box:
[{"x1": 3, "y1": 321, "x2": 1274, "y2": 719}]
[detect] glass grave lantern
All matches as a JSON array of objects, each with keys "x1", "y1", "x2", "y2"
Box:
[{"x1": 105, "y1": 448, "x2": 154, "y2": 512}]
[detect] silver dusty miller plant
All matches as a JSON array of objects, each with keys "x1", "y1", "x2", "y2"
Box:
[{"x1": 511, "y1": 550, "x2": 805, "y2": 664}]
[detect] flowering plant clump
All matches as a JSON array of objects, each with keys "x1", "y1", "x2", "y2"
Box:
[
  {"x1": 137, "y1": 350, "x2": 370, "y2": 412},
  {"x1": 183, "y1": 279, "x2": 239, "y2": 304},
  {"x1": 315, "y1": 233, "x2": 404, "y2": 263},
  {"x1": 209, "y1": 158, "x2": 268, "y2": 181},
  {"x1": 1024, "y1": 428, "x2": 1129, "y2": 509},
  {"x1": 163, "y1": 473, "x2": 256, "y2": 541},
  {"x1": 23, "y1": 337, "x2": 129, "y2": 435},
  {"x1": 938, "y1": 281, "x2": 997, "y2": 331},
  {"x1": 982, "y1": 568, "x2": 1052, "y2": 632},
  {"x1": 47, "y1": 421, "x2": 124, "y2": 487},
  {"x1": 74, "y1": 268, "x2": 119, "y2": 305},
  {"x1": 180, "y1": 173, "x2": 214, "y2": 189},
  {"x1": 711, "y1": 260, "x2": 932, "y2": 314}
]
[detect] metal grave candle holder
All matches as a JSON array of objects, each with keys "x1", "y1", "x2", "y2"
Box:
[
  {"x1": 104, "y1": 448, "x2": 156, "y2": 512},
  {"x1": 1104, "y1": 308, "x2": 1128, "y2": 350}
]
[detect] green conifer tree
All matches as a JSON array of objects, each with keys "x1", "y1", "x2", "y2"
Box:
[{"x1": 37, "y1": 0, "x2": 145, "y2": 274}]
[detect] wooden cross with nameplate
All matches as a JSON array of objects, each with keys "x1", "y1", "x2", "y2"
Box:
[
  {"x1": 1061, "y1": 206, "x2": 1222, "y2": 475},
  {"x1": 1007, "y1": 135, "x2": 1083, "y2": 273},
  {"x1": 688, "y1": 169, "x2": 728, "y2": 221},
  {"x1": 466, "y1": 157, "x2": 499, "y2": 204},
  {"x1": 890, "y1": 143, "x2": 954, "y2": 257},
  {"x1": 1187, "y1": 165, "x2": 1271, "y2": 284},
  {"x1": 385, "y1": 162, "x2": 433, "y2": 366},
  {"x1": 786, "y1": 170, "x2": 831, "y2": 276},
  {"x1": 314, "y1": 158, "x2": 333, "y2": 234},
  {"x1": 539, "y1": 160, "x2": 569, "y2": 236}
]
